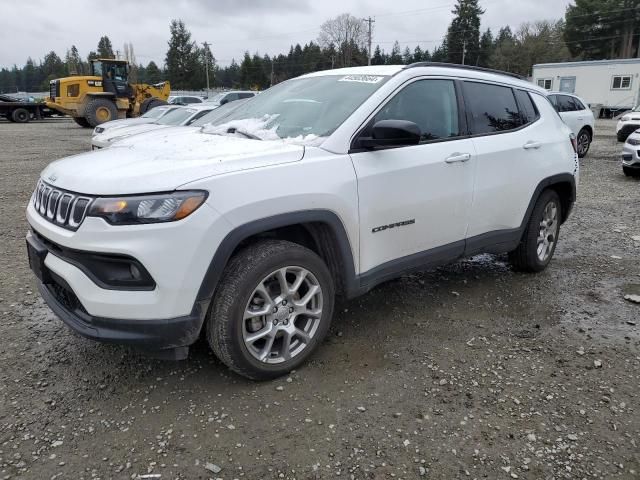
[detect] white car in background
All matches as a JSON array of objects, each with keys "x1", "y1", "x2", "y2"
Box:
[
  {"x1": 621, "y1": 130, "x2": 640, "y2": 177},
  {"x1": 616, "y1": 105, "x2": 640, "y2": 142},
  {"x1": 168, "y1": 95, "x2": 204, "y2": 106},
  {"x1": 547, "y1": 92, "x2": 595, "y2": 158},
  {"x1": 206, "y1": 90, "x2": 257, "y2": 107},
  {"x1": 91, "y1": 105, "x2": 217, "y2": 149},
  {"x1": 92, "y1": 105, "x2": 179, "y2": 136}
]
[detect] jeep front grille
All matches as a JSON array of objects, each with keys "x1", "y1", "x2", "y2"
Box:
[{"x1": 32, "y1": 180, "x2": 93, "y2": 230}]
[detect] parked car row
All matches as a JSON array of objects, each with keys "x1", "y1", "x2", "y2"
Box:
[{"x1": 167, "y1": 90, "x2": 257, "y2": 106}]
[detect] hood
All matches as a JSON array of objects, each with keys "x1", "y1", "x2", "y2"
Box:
[
  {"x1": 41, "y1": 129, "x2": 304, "y2": 195},
  {"x1": 97, "y1": 117, "x2": 149, "y2": 132},
  {"x1": 96, "y1": 123, "x2": 168, "y2": 143}
]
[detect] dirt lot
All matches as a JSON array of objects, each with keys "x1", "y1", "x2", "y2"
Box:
[{"x1": 0, "y1": 118, "x2": 639, "y2": 480}]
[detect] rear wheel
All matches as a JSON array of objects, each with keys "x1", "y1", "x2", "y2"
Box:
[
  {"x1": 84, "y1": 98, "x2": 118, "y2": 127},
  {"x1": 139, "y1": 98, "x2": 167, "y2": 114},
  {"x1": 12, "y1": 108, "x2": 30, "y2": 123},
  {"x1": 207, "y1": 240, "x2": 335, "y2": 380},
  {"x1": 509, "y1": 190, "x2": 561, "y2": 273},
  {"x1": 576, "y1": 128, "x2": 591, "y2": 158},
  {"x1": 72, "y1": 116, "x2": 91, "y2": 128}
]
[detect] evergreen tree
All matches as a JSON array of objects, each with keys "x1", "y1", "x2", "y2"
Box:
[
  {"x1": 165, "y1": 19, "x2": 201, "y2": 89},
  {"x1": 445, "y1": 0, "x2": 484, "y2": 64},
  {"x1": 477, "y1": 29, "x2": 494, "y2": 67},
  {"x1": 97, "y1": 36, "x2": 115, "y2": 58},
  {"x1": 22, "y1": 58, "x2": 37, "y2": 91},
  {"x1": 145, "y1": 61, "x2": 162, "y2": 84},
  {"x1": 371, "y1": 45, "x2": 385, "y2": 65},
  {"x1": 389, "y1": 41, "x2": 403, "y2": 64},
  {"x1": 565, "y1": 0, "x2": 640, "y2": 59},
  {"x1": 65, "y1": 45, "x2": 82, "y2": 75}
]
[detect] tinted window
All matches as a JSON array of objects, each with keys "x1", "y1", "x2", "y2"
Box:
[
  {"x1": 464, "y1": 82, "x2": 521, "y2": 134},
  {"x1": 514, "y1": 90, "x2": 539, "y2": 125},
  {"x1": 373, "y1": 79, "x2": 460, "y2": 141},
  {"x1": 183, "y1": 97, "x2": 201, "y2": 104},
  {"x1": 238, "y1": 92, "x2": 255, "y2": 99},
  {"x1": 572, "y1": 97, "x2": 586, "y2": 110},
  {"x1": 224, "y1": 93, "x2": 239, "y2": 102},
  {"x1": 556, "y1": 95, "x2": 579, "y2": 112}
]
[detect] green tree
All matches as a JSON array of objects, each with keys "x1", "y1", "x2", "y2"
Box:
[
  {"x1": 145, "y1": 61, "x2": 162, "y2": 83},
  {"x1": 565, "y1": 0, "x2": 640, "y2": 59},
  {"x1": 165, "y1": 19, "x2": 201, "y2": 89},
  {"x1": 97, "y1": 36, "x2": 114, "y2": 58},
  {"x1": 65, "y1": 45, "x2": 82, "y2": 75},
  {"x1": 477, "y1": 29, "x2": 494, "y2": 67},
  {"x1": 445, "y1": 0, "x2": 484, "y2": 64},
  {"x1": 388, "y1": 41, "x2": 403, "y2": 64}
]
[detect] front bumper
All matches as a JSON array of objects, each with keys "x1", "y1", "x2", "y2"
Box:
[
  {"x1": 27, "y1": 229, "x2": 209, "y2": 357},
  {"x1": 622, "y1": 142, "x2": 640, "y2": 167}
]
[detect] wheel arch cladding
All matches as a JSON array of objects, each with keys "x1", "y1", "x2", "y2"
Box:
[{"x1": 195, "y1": 210, "x2": 358, "y2": 304}]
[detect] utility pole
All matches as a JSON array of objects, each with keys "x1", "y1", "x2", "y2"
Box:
[
  {"x1": 364, "y1": 17, "x2": 375, "y2": 66},
  {"x1": 270, "y1": 60, "x2": 275, "y2": 87},
  {"x1": 461, "y1": 38, "x2": 467, "y2": 65},
  {"x1": 202, "y1": 41, "x2": 212, "y2": 92}
]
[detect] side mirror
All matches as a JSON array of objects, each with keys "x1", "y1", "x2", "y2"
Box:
[{"x1": 359, "y1": 120, "x2": 422, "y2": 149}]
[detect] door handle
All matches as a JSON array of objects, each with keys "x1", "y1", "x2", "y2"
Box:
[
  {"x1": 523, "y1": 141, "x2": 542, "y2": 150},
  {"x1": 444, "y1": 153, "x2": 471, "y2": 163}
]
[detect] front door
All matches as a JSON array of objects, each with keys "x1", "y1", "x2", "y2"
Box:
[{"x1": 349, "y1": 78, "x2": 475, "y2": 276}]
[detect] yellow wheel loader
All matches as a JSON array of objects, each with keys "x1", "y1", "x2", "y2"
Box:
[{"x1": 45, "y1": 59, "x2": 171, "y2": 128}]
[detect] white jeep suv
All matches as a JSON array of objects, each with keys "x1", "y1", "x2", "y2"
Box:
[{"x1": 26, "y1": 64, "x2": 578, "y2": 380}]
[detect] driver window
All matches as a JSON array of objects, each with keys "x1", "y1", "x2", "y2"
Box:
[{"x1": 374, "y1": 79, "x2": 460, "y2": 141}]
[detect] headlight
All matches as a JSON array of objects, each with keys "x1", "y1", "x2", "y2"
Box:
[
  {"x1": 621, "y1": 116, "x2": 630, "y2": 122},
  {"x1": 627, "y1": 137, "x2": 640, "y2": 146},
  {"x1": 87, "y1": 191, "x2": 207, "y2": 225},
  {"x1": 94, "y1": 127, "x2": 105, "y2": 134}
]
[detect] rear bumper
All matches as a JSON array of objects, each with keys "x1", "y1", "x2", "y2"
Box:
[{"x1": 38, "y1": 276, "x2": 208, "y2": 358}]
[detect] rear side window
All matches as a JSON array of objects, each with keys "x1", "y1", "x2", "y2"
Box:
[
  {"x1": 463, "y1": 82, "x2": 521, "y2": 134},
  {"x1": 238, "y1": 93, "x2": 255, "y2": 99},
  {"x1": 556, "y1": 95, "x2": 579, "y2": 112},
  {"x1": 514, "y1": 90, "x2": 539, "y2": 125}
]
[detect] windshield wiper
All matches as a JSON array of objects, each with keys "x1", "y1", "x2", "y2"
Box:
[{"x1": 227, "y1": 127, "x2": 262, "y2": 140}]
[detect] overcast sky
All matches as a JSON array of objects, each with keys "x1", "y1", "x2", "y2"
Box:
[{"x1": 1, "y1": 0, "x2": 573, "y2": 69}]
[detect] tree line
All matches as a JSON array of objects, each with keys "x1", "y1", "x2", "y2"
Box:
[{"x1": 1, "y1": 0, "x2": 639, "y2": 93}]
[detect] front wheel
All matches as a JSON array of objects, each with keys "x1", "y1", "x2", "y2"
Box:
[
  {"x1": 623, "y1": 166, "x2": 640, "y2": 177},
  {"x1": 72, "y1": 116, "x2": 91, "y2": 128},
  {"x1": 509, "y1": 190, "x2": 561, "y2": 272},
  {"x1": 84, "y1": 98, "x2": 118, "y2": 127},
  {"x1": 207, "y1": 240, "x2": 335, "y2": 380},
  {"x1": 12, "y1": 108, "x2": 30, "y2": 123},
  {"x1": 576, "y1": 128, "x2": 591, "y2": 158}
]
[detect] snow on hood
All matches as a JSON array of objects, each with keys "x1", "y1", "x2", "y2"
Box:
[
  {"x1": 95, "y1": 123, "x2": 168, "y2": 143},
  {"x1": 202, "y1": 115, "x2": 325, "y2": 147},
  {"x1": 42, "y1": 129, "x2": 305, "y2": 195},
  {"x1": 97, "y1": 117, "x2": 149, "y2": 132}
]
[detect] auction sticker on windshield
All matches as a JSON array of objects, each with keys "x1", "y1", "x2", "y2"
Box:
[{"x1": 338, "y1": 75, "x2": 385, "y2": 84}]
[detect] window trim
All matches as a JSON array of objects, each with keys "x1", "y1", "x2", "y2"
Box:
[
  {"x1": 611, "y1": 75, "x2": 633, "y2": 91},
  {"x1": 513, "y1": 89, "x2": 541, "y2": 126},
  {"x1": 460, "y1": 80, "x2": 540, "y2": 139},
  {"x1": 349, "y1": 76, "x2": 469, "y2": 153},
  {"x1": 537, "y1": 78, "x2": 553, "y2": 90}
]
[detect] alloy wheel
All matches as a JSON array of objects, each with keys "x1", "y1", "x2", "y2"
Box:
[
  {"x1": 242, "y1": 266, "x2": 323, "y2": 364},
  {"x1": 536, "y1": 201, "x2": 558, "y2": 262}
]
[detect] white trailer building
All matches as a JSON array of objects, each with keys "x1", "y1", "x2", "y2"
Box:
[{"x1": 532, "y1": 59, "x2": 640, "y2": 117}]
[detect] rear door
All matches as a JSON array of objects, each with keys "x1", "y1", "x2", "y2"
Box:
[
  {"x1": 350, "y1": 78, "x2": 475, "y2": 275},
  {"x1": 464, "y1": 82, "x2": 547, "y2": 241}
]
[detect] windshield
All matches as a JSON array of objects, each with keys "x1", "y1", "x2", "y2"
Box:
[
  {"x1": 190, "y1": 99, "x2": 250, "y2": 127},
  {"x1": 155, "y1": 108, "x2": 197, "y2": 125},
  {"x1": 141, "y1": 106, "x2": 171, "y2": 119},
  {"x1": 204, "y1": 74, "x2": 389, "y2": 141}
]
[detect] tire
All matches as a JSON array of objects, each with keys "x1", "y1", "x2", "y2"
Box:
[
  {"x1": 84, "y1": 98, "x2": 118, "y2": 127},
  {"x1": 623, "y1": 166, "x2": 640, "y2": 177},
  {"x1": 576, "y1": 128, "x2": 591, "y2": 158},
  {"x1": 207, "y1": 239, "x2": 335, "y2": 380},
  {"x1": 139, "y1": 98, "x2": 167, "y2": 114},
  {"x1": 5, "y1": 113, "x2": 15, "y2": 122},
  {"x1": 509, "y1": 190, "x2": 562, "y2": 273},
  {"x1": 72, "y1": 116, "x2": 91, "y2": 128},
  {"x1": 12, "y1": 108, "x2": 30, "y2": 123}
]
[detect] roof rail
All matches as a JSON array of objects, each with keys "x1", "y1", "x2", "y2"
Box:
[{"x1": 404, "y1": 62, "x2": 525, "y2": 80}]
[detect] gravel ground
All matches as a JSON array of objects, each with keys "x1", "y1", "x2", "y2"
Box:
[{"x1": 0, "y1": 118, "x2": 639, "y2": 480}]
